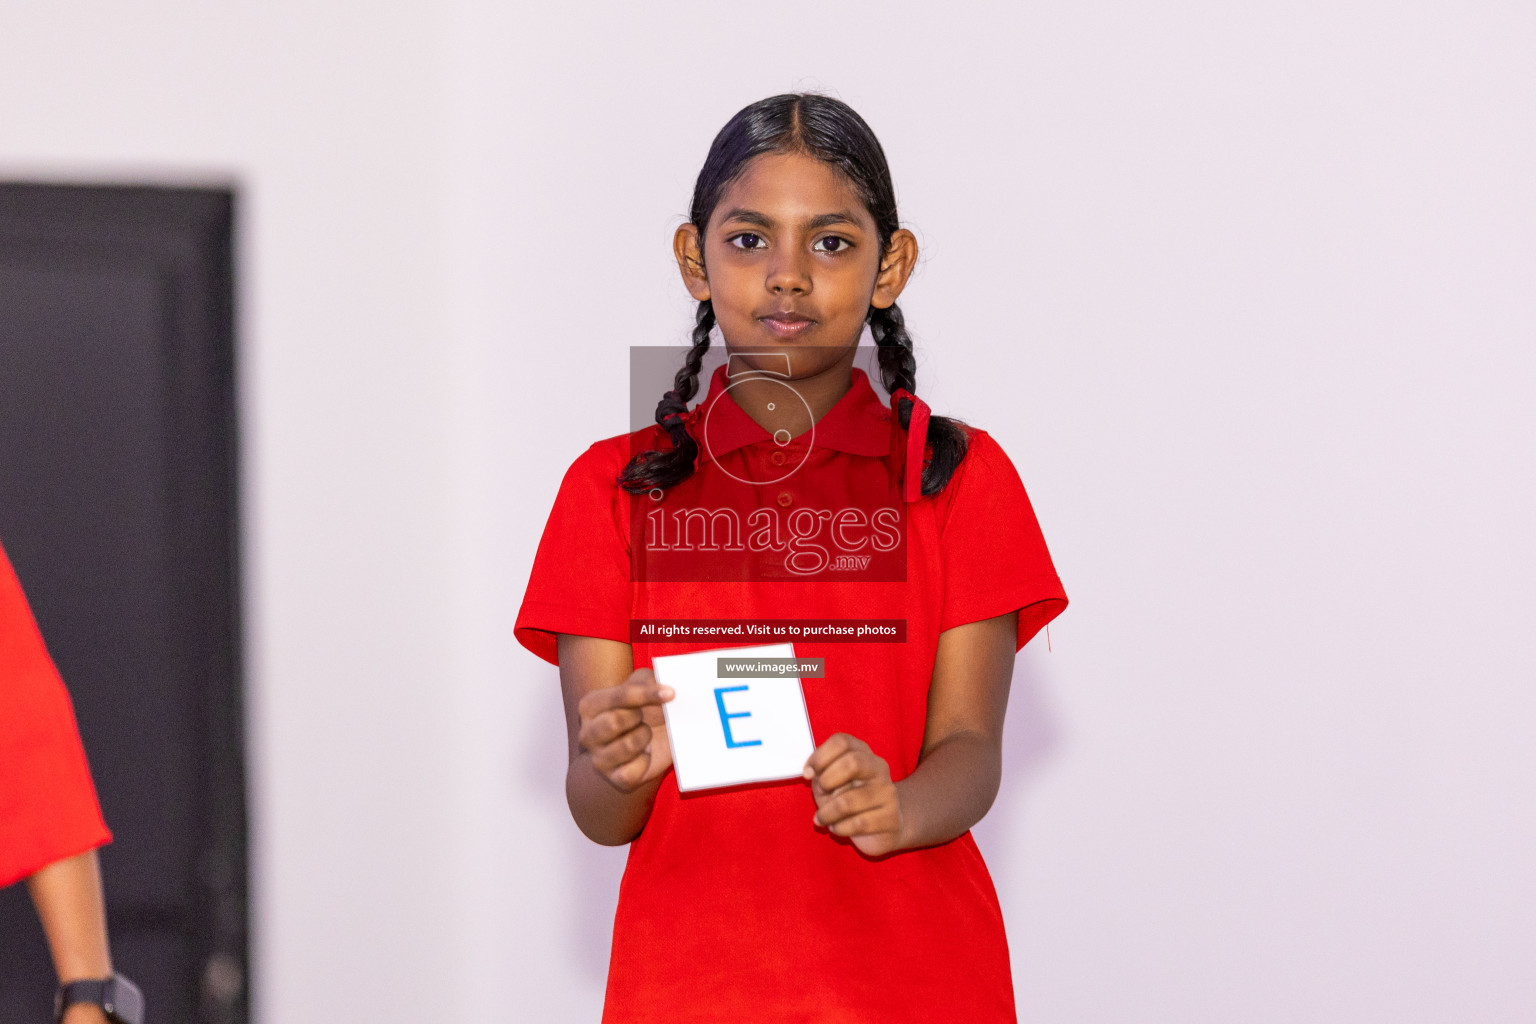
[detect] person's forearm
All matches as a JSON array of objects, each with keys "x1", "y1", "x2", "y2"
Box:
[
  {"x1": 565, "y1": 752, "x2": 664, "y2": 845},
  {"x1": 893, "y1": 731, "x2": 1002, "y2": 851},
  {"x1": 25, "y1": 848, "x2": 112, "y2": 982}
]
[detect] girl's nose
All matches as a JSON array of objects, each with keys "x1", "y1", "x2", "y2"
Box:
[{"x1": 766, "y1": 250, "x2": 811, "y2": 295}]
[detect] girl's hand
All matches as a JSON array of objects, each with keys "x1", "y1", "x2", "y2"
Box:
[
  {"x1": 803, "y1": 733, "x2": 905, "y2": 857},
  {"x1": 576, "y1": 669, "x2": 674, "y2": 793}
]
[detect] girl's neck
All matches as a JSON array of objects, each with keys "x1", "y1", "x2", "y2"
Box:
[{"x1": 721, "y1": 347, "x2": 859, "y2": 441}]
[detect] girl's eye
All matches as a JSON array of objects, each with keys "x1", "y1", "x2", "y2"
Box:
[
  {"x1": 730, "y1": 233, "x2": 766, "y2": 250},
  {"x1": 814, "y1": 236, "x2": 852, "y2": 254}
]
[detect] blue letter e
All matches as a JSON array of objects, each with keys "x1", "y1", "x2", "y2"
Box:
[{"x1": 714, "y1": 685, "x2": 762, "y2": 749}]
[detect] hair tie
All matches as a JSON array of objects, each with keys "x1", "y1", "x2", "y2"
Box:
[{"x1": 889, "y1": 388, "x2": 931, "y2": 502}]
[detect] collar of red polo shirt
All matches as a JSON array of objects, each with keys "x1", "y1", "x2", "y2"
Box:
[{"x1": 683, "y1": 363, "x2": 932, "y2": 502}]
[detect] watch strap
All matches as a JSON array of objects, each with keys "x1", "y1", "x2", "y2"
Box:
[{"x1": 55, "y1": 974, "x2": 145, "y2": 1024}]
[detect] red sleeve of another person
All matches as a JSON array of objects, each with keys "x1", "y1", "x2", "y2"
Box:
[
  {"x1": 0, "y1": 540, "x2": 111, "y2": 888},
  {"x1": 936, "y1": 429, "x2": 1069, "y2": 650}
]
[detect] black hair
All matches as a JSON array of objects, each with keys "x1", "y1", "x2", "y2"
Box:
[{"x1": 618, "y1": 92, "x2": 968, "y2": 496}]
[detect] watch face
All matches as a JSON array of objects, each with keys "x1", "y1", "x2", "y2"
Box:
[{"x1": 102, "y1": 975, "x2": 146, "y2": 1024}]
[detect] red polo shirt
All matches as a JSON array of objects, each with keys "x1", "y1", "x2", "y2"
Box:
[
  {"x1": 516, "y1": 364, "x2": 1066, "y2": 1023},
  {"x1": 0, "y1": 540, "x2": 112, "y2": 887}
]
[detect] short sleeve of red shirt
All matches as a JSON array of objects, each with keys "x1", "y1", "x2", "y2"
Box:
[
  {"x1": 513, "y1": 440, "x2": 634, "y2": 665},
  {"x1": 936, "y1": 428, "x2": 1068, "y2": 649},
  {"x1": 0, "y1": 541, "x2": 112, "y2": 888}
]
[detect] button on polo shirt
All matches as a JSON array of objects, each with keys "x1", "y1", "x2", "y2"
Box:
[{"x1": 515, "y1": 364, "x2": 1067, "y2": 1023}]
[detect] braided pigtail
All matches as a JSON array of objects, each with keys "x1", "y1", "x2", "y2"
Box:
[
  {"x1": 870, "y1": 303, "x2": 968, "y2": 496},
  {"x1": 617, "y1": 300, "x2": 715, "y2": 494}
]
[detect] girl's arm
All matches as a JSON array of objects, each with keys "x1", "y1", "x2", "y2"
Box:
[
  {"x1": 26, "y1": 848, "x2": 113, "y2": 1024},
  {"x1": 557, "y1": 634, "x2": 675, "y2": 846},
  {"x1": 805, "y1": 610, "x2": 1019, "y2": 857}
]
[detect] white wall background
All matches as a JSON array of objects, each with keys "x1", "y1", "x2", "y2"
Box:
[{"x1": 4, "y1": 1, "x2": 1534, "y2": 1021}]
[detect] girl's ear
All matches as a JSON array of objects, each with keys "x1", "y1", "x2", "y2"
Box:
[
  {"x1": 870, "y1": 228, "x2": 919, "y2": 310},
  {"x1": 674, "y1": 223, "x2": 711, "y2": 302}
]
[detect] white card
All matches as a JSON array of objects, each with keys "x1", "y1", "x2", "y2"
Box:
[{"x1": 655, "y1": 643, "x2": 816, "y2": 792}]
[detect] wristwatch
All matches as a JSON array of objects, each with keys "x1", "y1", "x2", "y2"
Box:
[{"x1": 54, "y1": 973, "x2": 145, "y2": 1024}]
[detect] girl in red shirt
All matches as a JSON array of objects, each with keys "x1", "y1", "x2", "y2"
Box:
[{"x1": 516, "y1": 93, "x2": 1067, "y2": 1023}]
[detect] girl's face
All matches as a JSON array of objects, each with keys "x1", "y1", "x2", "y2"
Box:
[{"x1": 674, "y1": 150, "x2": 917, "y2": 382}]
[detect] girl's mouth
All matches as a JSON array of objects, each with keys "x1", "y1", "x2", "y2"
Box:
[{"x1": 760, "y1": 313, "x2": 815, "y2": 339}]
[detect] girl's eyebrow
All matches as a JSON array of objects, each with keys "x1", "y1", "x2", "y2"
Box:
[{"x1": 718, "y1": 208, "x2": 865, "y2": 231}]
